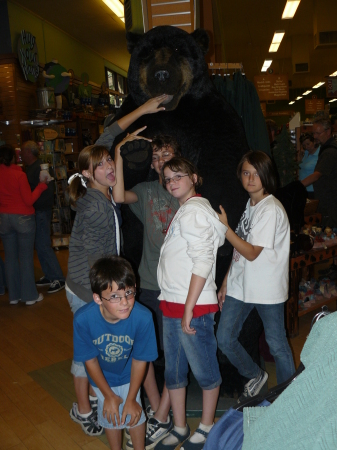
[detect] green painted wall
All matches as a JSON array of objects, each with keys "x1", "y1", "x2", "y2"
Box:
[{"x1": 7, "y1": 1, "x2": 127, "y2": 85}]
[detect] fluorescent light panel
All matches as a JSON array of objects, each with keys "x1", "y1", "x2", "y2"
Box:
[
  {"x1": 282, "y1": 0, "x2": 301, "y2": 19},
  {"x1": 329, "y1": 99, "x2": 337, "y2": 103},
  {"x1": 289, "y1": 101, "x2": 295, "y2": 104},
  {"x1": 312, "y1": 82, "x2": 325, "y2": 88},
  {"x1": 261, "y1": 60, "x2": 272, "y2": 72},
  {"x1": 269, "y1": 31, "x2": 285, "y2": 52},
  {"x1": 302, "y1": 90, "x2": 312, "y2": 95},
  {"x1": 330, "y1": 71, "x2": 337, "y2": 76},
  {"x1": 102, "y1": 0, "x2": 125, "y2": 22},
  {"x1": 296, "y1": 96, "x2": 302, "y2": 100}
]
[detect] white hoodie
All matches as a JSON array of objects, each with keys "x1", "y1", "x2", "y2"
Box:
[{"x1": 157, "y1": 197, "x2": 227, "y2": 306}]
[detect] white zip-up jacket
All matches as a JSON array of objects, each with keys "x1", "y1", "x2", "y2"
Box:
[{"x1": 157, "y1": 197, "x2": 227, "y2": 306}]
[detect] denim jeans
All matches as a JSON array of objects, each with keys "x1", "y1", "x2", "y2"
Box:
[
  {"x1": 66, "y1": 287, "x2": 87, "y2": 377},
  {"x1": 0, "y1": 255, "x2": 6, "y2": 294},
  {"x1": 0, "y1": 213, "x2": 39, "y2": 302},
  {"x1": 35, "y1": 210, "x2": 65, "y2": 281},
  {"x1": 217, "y1": 296, "x2": 295, "y2": 384},
  {"x1": 163, "y1": 314, "x2": 222, "y2": 390},
  {"x1": 139, "y1": 288, "x2": 163, "y2": 350}
]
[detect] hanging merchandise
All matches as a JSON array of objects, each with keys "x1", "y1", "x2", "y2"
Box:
[
  {"x1": 211, "y1": 67, "x2": 270, "y2": 155},
  {"x1": 272, "y1": 126, "x2": 299, "y2": 187}
]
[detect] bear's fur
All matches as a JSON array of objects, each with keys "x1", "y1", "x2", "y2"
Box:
[{"x1": 111, "y1": 26, "x2": 263, "y2": 396}]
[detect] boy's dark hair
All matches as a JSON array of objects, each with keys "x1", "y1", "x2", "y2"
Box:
[
  {"x1": 89, "y1": 256, "x2": 136, "y2": 297},
  {"x1": 0, "y1": 144, "x2": 15, "y2": 166},
  {"x1": 300, "y1": 133, "x2": 314, "y2": 145},
  {"x1": 237, "y1": 151, "x2": 277, "y2": 195},
  {"x1": 161, "y1": 156, "x2": 203, "y2": 191},
  {"x1": 151, "y1": 135, "x2": 181, "y2": 156}
]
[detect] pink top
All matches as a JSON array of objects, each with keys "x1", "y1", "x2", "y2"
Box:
[{"x1": 0, "y1": 164, "x2": 48, "y2": 215}]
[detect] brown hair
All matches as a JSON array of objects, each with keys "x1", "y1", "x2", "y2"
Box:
[
  {"x1": 68, "y1": 145, "x2": 110, "y2": 205},
  {"x1": 151, "y1": 135, "x2": 181, "y2": 156},
  {"x1": 0, "y1": 144, "x2": 15, "y2": 166},
  {"x1": 161, "y1": 156, "x2": 203, "y2": 191},
  {"x1": 237, "y1": 151, "x2": 277, "y2": 195}
]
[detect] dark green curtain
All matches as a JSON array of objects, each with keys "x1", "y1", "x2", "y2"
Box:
[{"x1": 212, "y1": 73, "x2": 270, "y2": 155}]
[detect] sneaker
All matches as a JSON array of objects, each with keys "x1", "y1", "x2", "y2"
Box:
[
  {"x1": 89, "y1": 395, "x2": 98, "y2": 414},
  {"x1": 238, "y1": 370, "x2": 268, "y2": 403},
  {"x1": 9, "y1": 299, "x2": 20, "y2": 305},
  {"x1": 36, "y1": 276, "x2": 51, "y2": 286},
  {"x1": 47, "y1": 280, "x2": 65, "y2": 294},
  {"x1": 26, "y1": 293, "x2": 44, "y2": 306},
  {"x1": 69, "y1": 402, "x2": 103, "y2": 436},
  {"x1": 125, "y1": 405, "x2": 155, "y2": 442},
  {"x1": 126, "y1": 416, "x2": 173, "y2": 450},
  {"x1": 181, "y1": 427, "x2": 211, "y2": 450},
  {"x1": 155, "y1": 424, "x2": 190, "y2": 450}
]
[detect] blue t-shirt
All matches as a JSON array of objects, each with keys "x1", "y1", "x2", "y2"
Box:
[
  {"x1": 299, "y1": 147, "x2": 320, "y2": 192},
  {"x1": 73, "y1": 301, "x2": 158, "y2": 387}
]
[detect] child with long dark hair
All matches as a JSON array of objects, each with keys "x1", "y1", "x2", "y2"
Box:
[{"x1": 217, "y1": 150, "x2": 295, "y2": 403}]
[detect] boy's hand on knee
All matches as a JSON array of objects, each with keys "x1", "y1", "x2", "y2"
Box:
[
  {"x1": 103, "y1": 395, "x2": 123, "y2": 426},
  {"x1": 121, "y1": 398, "x2": 143, "y2": 427}
]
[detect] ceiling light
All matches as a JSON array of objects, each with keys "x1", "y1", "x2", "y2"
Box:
[
  {"x1": 330, "y1": 71, "x2": 337, "y2": 77},
  {"x1": 289, "y1": 101, "x2": 295, "y2": 105},
  {"x1": 302, "y1": 90, "x2": 312, "y2": 95},
  {"x1": 261, "y1": 60, "x2": 272, "y2": 72},
  {"x1": 269, "y1": 31, "x2": 285, "y2": 52},
  {"x1": 312, "y1": 82, "x2": 325, "y2": 88},
  {"x1": 282, "y1": 0, "x2": 301, "y2": 19},
  {"x1": 329, "y1": 99, "x2": 337, "y2": 103},
  {"x1": 296, "y1": 96, "x2": 302, "y2": 100},
  {"x1": 102, "y1": 0, "x2": 125, "y2": 23}
]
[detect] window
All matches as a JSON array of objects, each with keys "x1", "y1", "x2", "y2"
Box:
[{"x1": 105, "y1": 68, "x2": 127, "y2": 106}]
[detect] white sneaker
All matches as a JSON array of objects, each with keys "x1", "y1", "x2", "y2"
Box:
[
  {"x1": 9, "y1": 299, "x2": 20, "y2": 305},
  {"x1": 238, "y1": 370, "x2": 268, "y2": 403},
  {"x1": 26, "y1": 293, "x2": 44, "y2": 306}
]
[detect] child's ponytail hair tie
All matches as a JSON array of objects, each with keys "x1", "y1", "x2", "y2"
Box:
[{"x1": 68, "y1": 173, "x2": 87, "y2": 188}]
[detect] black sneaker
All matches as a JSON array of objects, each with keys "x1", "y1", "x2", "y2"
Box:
[
  {"x1": 69, "y1": 402, "x2": 103, "y2": 436},
  {"x1": 36, "y1": 276, "x2": 51, "y2": 286},
  {"x1": 47, "y1": 280, "x2": 65, "y2": 294},
  {"x1": 238, "y1": 370, "x2": 268, "y2": 403},
  {"x1": 126, "y1": 416, "x2": 173, "y2": 450}
]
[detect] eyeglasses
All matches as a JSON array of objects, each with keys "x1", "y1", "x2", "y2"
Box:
[
  {"x1": 100, "y1": 290, "x2": 135, "y2": 303},
  {"x1": 164, "y1": 174, "x2": 189, "y2": 185},
  {"x1": 152, "y1": 152, "x2": 174, "y2": 163}
]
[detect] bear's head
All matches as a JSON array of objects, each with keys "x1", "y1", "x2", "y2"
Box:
[{"x1": 126, "y1": 26, "x2": 210, "y2": 111}]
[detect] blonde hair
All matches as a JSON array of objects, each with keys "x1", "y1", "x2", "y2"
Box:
[{"x1": 68, "y1": 145, "x2": 110, "y2": 205}]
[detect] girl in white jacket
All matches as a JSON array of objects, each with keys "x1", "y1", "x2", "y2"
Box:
[{"x1": 156, "y1": 157, "x2": 227, "y2": 450}]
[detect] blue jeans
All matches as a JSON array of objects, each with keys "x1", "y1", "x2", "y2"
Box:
[
  {"x1": 0, "y1": 213, "x2": 39, "y2": 302},
  {"x1": 35, "y1": 210, "x2": 65, "y2": 281},
  {"x1": 163, "y1": 314, "x2": 222, "y2": 390},
  {"x1": 217, "y1": 296, "x2": 295, "y2": 384},
  {"x1": 66, "y1": 287, "x2": 87, "y2": 377},
  {"x1": 139, "y1": 288, "x2": 163, "y2": 350},
  {"x1": 0, "y1": 255, "x2": 5, "y2": 294}
]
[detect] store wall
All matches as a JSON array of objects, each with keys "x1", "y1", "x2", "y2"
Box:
[{"x1": 7, "y1": 1, "x2": 127, "y2": 85}]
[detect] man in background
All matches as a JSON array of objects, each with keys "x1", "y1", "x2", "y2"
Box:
[
  {"x1": 21, "y1": 141, "x2": 65, "y2": 293},
  {"x1": 301, "y1": 117, "x2": 337, "y2": 227}
]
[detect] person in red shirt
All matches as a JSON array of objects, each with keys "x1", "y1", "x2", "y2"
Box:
[{"x1": 0, "y1": 144, "x2": 48, "y2": 305}]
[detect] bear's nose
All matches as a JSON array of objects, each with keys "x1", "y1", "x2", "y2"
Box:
[{"x1": 154, "y1": 70, "x2": 169, "y2": 82}]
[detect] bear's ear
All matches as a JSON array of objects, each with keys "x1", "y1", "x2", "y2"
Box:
[
  {"x1": 126, "y1": 32, "x2": 143, "y2": 54},
  {"x1": 190, "y1": 29, "x2": 209, "y2": 55}
]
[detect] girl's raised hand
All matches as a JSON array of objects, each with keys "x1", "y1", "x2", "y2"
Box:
[
  {"x1": 140, "y1": 95, "x2": 168, "y2": 114},
  {"x1": 115, "y1": 126, "x2": 152, "y2": 155},
  {"x1": 217, "y1": 205, "x2": 228, "y2": 227}
]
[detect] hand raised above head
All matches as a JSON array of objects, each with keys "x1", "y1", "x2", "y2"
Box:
[{"x1": 140, "y1": 95, "x2": 167, "y2": 115}]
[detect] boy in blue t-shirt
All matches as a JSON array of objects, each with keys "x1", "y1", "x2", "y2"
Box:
[{"x1": 73, "y1": 256, "x2": 158, "y2": 450}]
